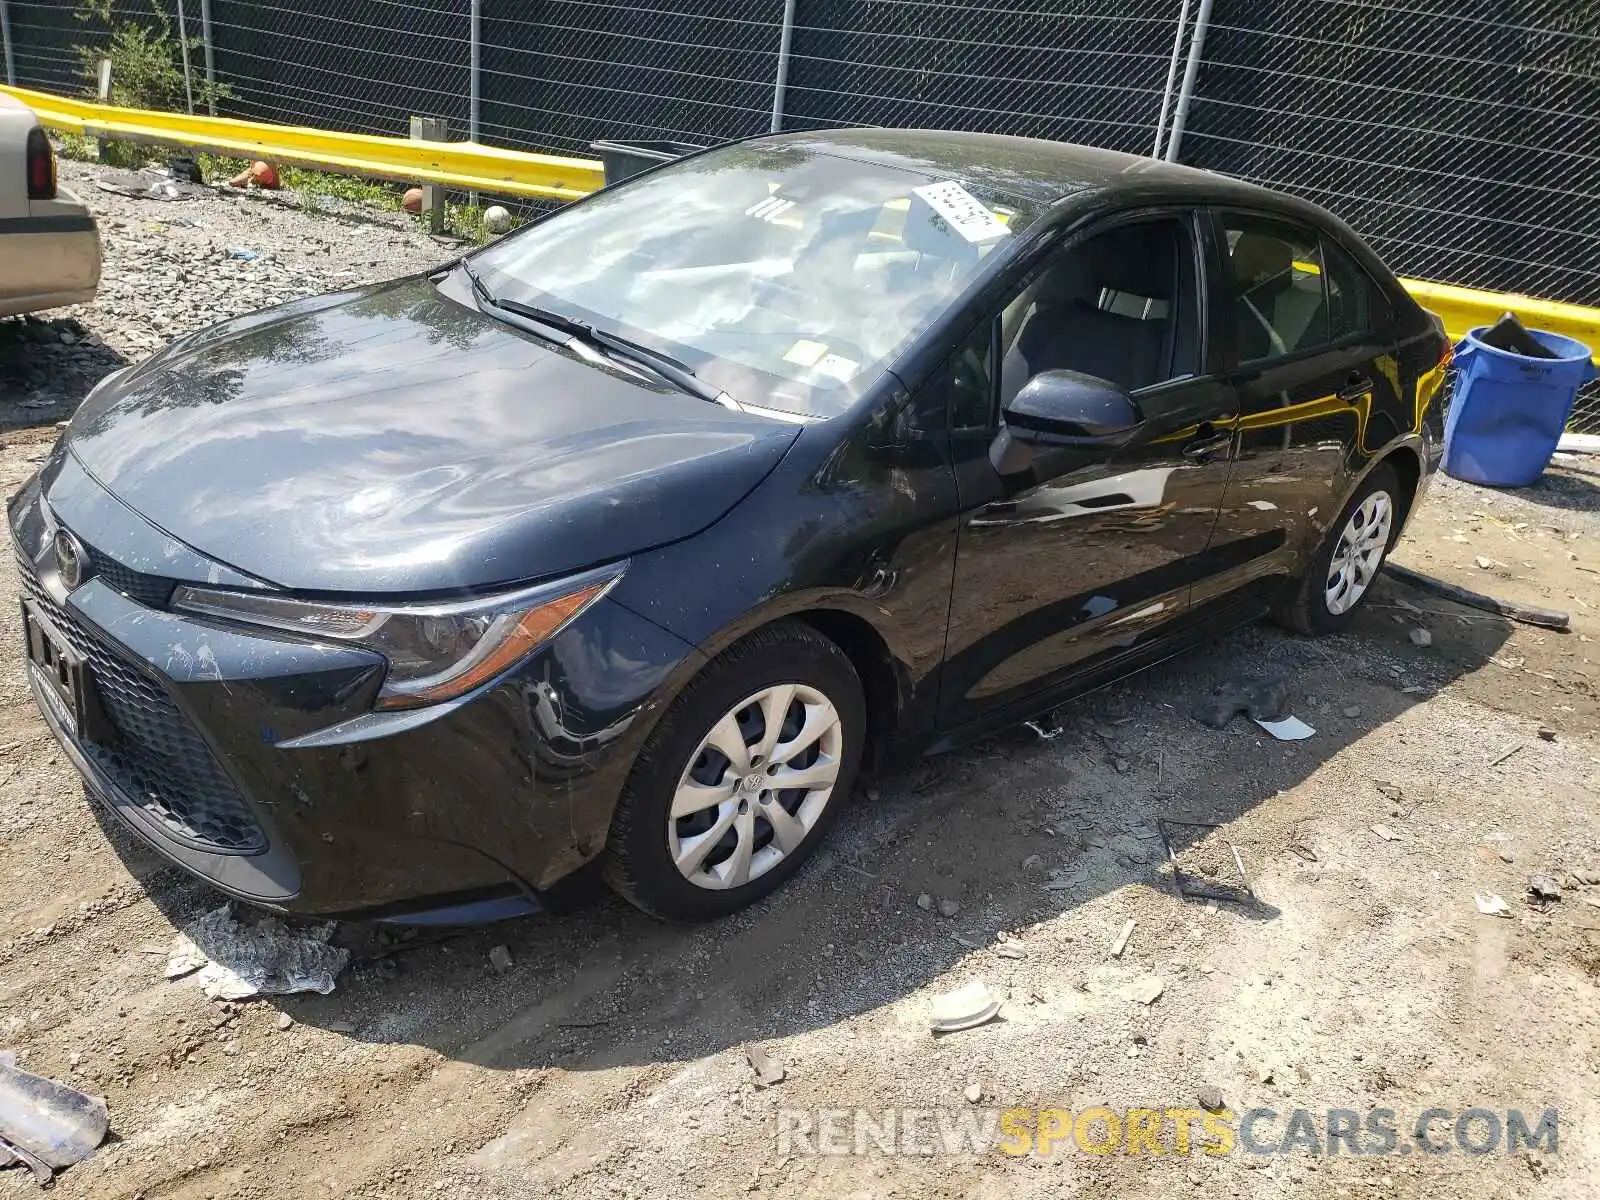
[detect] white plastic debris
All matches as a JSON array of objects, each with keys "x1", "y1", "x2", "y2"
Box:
[
  {"x1": 1475, "y1": 892, "x2": 1512, "y2": 918},
  {"x1": 1255, "y1": 715, "x2": 1316, "y2": 741},
  {"x1": 929, "y1": 979, "x2": 1003, "y2": 1033},
  {"x1": 165, "y1": 905, "x2": 349, "y2": 1000}
]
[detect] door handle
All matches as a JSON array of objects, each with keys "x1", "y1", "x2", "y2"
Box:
[
  {"x1": 1181, "y1": 428, "x2": 1232, "y2": 463},
  {"x1": 1339, "y1": 372, "x2": 1374, "y2": 403}
]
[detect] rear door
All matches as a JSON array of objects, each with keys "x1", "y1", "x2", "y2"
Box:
[{"x1": 1194, "y1": 209, "x2": 1404, "y2": 611}]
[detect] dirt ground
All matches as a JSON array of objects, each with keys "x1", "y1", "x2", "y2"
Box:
[{"x1": 3, "y1": 168, "x2": 1600, "y2": 1198}]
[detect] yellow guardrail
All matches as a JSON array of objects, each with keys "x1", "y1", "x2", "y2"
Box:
[
  {"x1": 6, "y1": 82, "x2": 1599, "y2": 353},
  {"x1": 2, "y1": 83, "x2": 604, "y2": 203}
]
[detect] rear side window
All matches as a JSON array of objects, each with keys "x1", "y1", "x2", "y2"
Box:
[
  {"x1": 1322, "y1": 238, "x2": 1375, "y2": 340},
  {"x1": 1222, "y1": 216, "x2": 1329, "y2": 363}
]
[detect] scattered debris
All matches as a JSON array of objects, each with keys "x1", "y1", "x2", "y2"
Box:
[
  {"x1": 1286, "y1": 826, "x2": 1318, "y2": 863},
  {"x1": 226, "y1": 247, "x2": 260, "y2": 261},
  {"x1": 1255, "y1": 715, "x2": 1315, "y2": 741},
  {"x1": 746, "y1": 1045, "x2": 786, "y2": 1086},
  {"x1": 1371, "y1": 824, "x2": 1401, "y2": 842},
  {"x1": 1384, "y1": 563, "x2": 1570, "y2": 630},
  {"x1": 963, "y1": 1082, "x2": 983, "y2": 1104},
  {"x1": 996, "y1": 944, "x2": 1026, "y2": 960},
  {"x1": 1475, "y1": 556, "x2": 1497, "y2": 570},
  {"x1": 166, "y1": 905, "x2": 348, "y2": 1000},
  {"x1": 1158, "y1": 818, "x2": 1255, "y2": 905},
  {"x1": 1342, "y1": 705, "x2": 1362, "y2": 718},
  {"x1": 1196, "y1": 1085, "x2": 1226, "y2": 1113},
  {"x1": 1489, "y1": 743, "x2": 1524, "y2": 768},
  {"x1": 1023, "y1": 719, "x2": 1062, "y2": 741},
  {"x1": 1109, "y1": 919, "x2": 1136, "y2": 959},
  {"x1": 1537, "y1": 726, "x2": 1557, "y2": 742},
  {"x1": 1019, "y1": 854, "x2": 1043, "y2": 872},
  {"x1": 937, "y1": 898, "x2": 961, "y2": 919},
  {"x1": 0, "y1": 1057, "x2": 108, "y2": 1182},
  {"x1": 1374, "y1": 780, "x2": 1405, "y2": 804},
  {"x1": 1582, "y1": 897, "x2": 1600, "y2": 911},
  {"x1": 95, "y1": 167, "x2": 207, "y2": 201},
  {"x1": 1475, "y1": 893, "x2": 1512, "y2": 918},
  {"x1": 929, "y1": 980, "x2": 1003, "y2": 1033},
  {"x1": 226, "y1": 160, "x2": 281, "y2": 189},
  {"x1": 488, "y1": 945, "x2": 515, "y2": 974},
  {"x1": 1408, "y1": 627, "x2": 1433, "y2": 647},
  {"x1": 1192, "y1": 675, "x2": 1288, "y2": 730},
  {"x1": 1085, "y1": 965, "x2": 1164, "y2": 1006},
  {"x1": 916, "y1": 893, "x2": 934, "y2": 912},
  {"x1": 1113, "y1": 757, "x2": 1132, "y2": 774},
  {"x1": 1528, "y1": 876, "x2": 1562, "y2": 905},
  {"x1": 1043, "y1": 863, "x2": 1089, "y2": 892}
]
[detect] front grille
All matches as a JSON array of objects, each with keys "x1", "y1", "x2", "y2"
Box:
[
  {"x1": 16, "y1": 550, "x2": 266, "y2": 854},
  {"x1": 83, "y1": 543, "x2": 174, "y2": 609}
]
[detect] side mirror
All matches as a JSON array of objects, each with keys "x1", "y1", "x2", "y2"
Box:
[
  {"x1": 1006, "y1": 370, "x2": 1143, "y2": 444},
  {"x1": 990, "y1": 370, "x2": 1144, "y2": 475}
]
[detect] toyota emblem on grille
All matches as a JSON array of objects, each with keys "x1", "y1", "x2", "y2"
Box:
[{"x1": 53, "y1": 528, "x2": 89, "y2": 590}]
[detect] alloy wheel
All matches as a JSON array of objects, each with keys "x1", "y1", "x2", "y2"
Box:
[
  {"x1": 667, "y1": 683, "x2": 844, "y2": 890},
  {"x1": 1325, "y1": 489, "x2": 1393, "y2": 615}
]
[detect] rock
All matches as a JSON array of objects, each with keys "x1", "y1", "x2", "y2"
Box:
[
  {"x1": 1342, "y1": 705, "x2": 1362, "y2": 718},
  {"x1": 1370, "y1": 823, "x2": 1400, "y2": 842},
  {"x1": 996, "y1": 944, "x2": 1025, "y2": 960},
  {"x1": 1113, "y1": 758, "x2": 1131, "y2": 774},
  {"x1": 488, "y1": 945, "x2": 514, "y2": 973},
  {"x1": 746, "y1": 1045, "x2": 785, "y2": 1086},
  {"x1": 1408, "y1": 627, "x2": 1432, "y2": 647},
  {"x1": 916, "y1": 892, "x2": 934, "y2": 911},
  {"x1": 1197, "y1": 1085, "x2": 1226, "y2": 1112},
  {"x1": 1537, "y1": 727, "x2": 1556, "y2": 742},
  {"x1": 1576, "y1": 868, "x2": 1600, "y2": 886},
  {"x1": 1475, "y1": 556, "x2": 1495, "y2": 569},
  {"x1": 276, "y1": 1013, "x2": 294, "y2": 1031},
  {"x1": 1474, "y1": 892, "x2": 1512, "y2": 918},
  {"x1": 964, "y1": 1082, "x2": 983, "y2": 1104},
  {"x1": 1020, "y1": 854, "x2": 1043, "y2": 871},
  {"x1": 1086, "y1": 965, "x2": 1164, "y2": 1005},
  {"x1": 937, "y1": 898, "x2": 961, "y2": 918},
  {"x1": 1528, "y1": 875, "x2": 1561, "y2": 903}
]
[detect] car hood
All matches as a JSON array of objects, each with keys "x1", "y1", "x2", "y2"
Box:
[{"x1": 64, "y1": 276, "x2": 801, "y2": 594}]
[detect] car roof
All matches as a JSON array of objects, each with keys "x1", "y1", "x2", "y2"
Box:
[{"x1": 768, "y1": 127, "x2": 1313, "y2": 216}]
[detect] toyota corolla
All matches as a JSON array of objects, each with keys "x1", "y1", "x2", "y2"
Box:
[{"x1": 10, "y1": 130, "x2": 1449, "y2": 922}]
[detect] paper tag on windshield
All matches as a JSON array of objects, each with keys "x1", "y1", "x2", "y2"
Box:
[
  {"x1": 814, "y1": 353, "x2": 859, "y2": 382},
  {"x1": 910, "y1": 181, "x2": 1011, "y2": 246},
  {"x1": 784, "y1": 339, "x2": 829, "y2": 367}
]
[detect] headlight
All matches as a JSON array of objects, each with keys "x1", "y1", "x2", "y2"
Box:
[{"x1": 172, "y1": 563, "x2": 624, "y2": 710}]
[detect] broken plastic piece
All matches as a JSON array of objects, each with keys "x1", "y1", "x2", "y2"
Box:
[
  {"x1": 0, "y1": 1059, "x2": 108, "y2": 1175},
  {"x1": 929, "y1": 979, "x2": 1002, "y2": 1033}
]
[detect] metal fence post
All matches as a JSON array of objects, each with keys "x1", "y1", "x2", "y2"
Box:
[
  {"x1": 0, "y1": 0, "x2": 15, "y2": 88},
  {"x1": 1151, "y1": 0, "x2": 1191, "y2": 159},
  {"x1": 175, "y1": 0, "x2": 195, "y2": 114},
  {"x1": 469, "y1": 0, "x2": 481, "y2": 143},
  {"x1": 1162, "y1": 0, "x2": 1213, "y2": 163},
  {"x1": 200, "y1": 0, "x2": 215, "y2": 116},
  {"x1": 770, "y1": 0, "x2": 797, "y2": 133},
  {"x1": 411, "y1": 115, "x2": 448, "y2": 233}
]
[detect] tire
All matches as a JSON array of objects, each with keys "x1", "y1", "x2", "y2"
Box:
[
  {"x1": 604, "y1": 620, "x2": 866, "y2": 920},
  {"x1": 1273, "y1": 463, "x2": 1403, "y2": 635}
]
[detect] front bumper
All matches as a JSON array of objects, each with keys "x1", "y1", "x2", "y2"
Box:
[{"x1": 10, "y1": 459, "x2": 702, "y2": 918}]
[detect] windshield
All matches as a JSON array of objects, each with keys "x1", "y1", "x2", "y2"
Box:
[{"x1": 470, "y1": 142, "x2": 1043, "y2": 416}]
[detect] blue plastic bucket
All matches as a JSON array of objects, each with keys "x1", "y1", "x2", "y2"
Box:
[{"x1": 1442, "y1": 326, "x2": 1596, "y2": 487}]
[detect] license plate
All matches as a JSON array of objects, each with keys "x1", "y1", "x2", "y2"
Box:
[{"x1": 21, "y1": 599, "x2": 91, "y2": 735}]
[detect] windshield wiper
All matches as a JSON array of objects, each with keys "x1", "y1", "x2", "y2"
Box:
[{"x1": 459, "y1": 262, "x2": 736, "y2": 410}]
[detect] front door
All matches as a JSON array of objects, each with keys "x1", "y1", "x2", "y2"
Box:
[
  {"x1": 938, "y1": 212, "x2": 1237, "y2": 730},
  {"x1": 1195, "y1": 210, "x2": 1406, "y2": 610}
]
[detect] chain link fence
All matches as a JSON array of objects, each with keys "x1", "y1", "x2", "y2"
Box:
[{"x1": 4, "y1": 0, "x2": 1599, "y2": 430}]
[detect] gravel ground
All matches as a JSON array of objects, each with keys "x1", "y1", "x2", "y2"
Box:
[{"x1": 3, "y1": 159, "x2": 1600, "y2": 1200}]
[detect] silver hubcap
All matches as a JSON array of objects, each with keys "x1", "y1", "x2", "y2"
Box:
[
  {"x1": 1325, "y1": 490, "x2": 1393, "y2": 615},
  {"x1": 668, "y1": 684, "x2": 844, "y2": 891}
]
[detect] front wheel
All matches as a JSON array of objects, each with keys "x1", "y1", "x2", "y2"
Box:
[
  {"x1": 604, "y1": 621, "x2": 865, "y2": 920},
  {"x1": 1274, "y1": 464, "x2": 1402, "y2": 635}
]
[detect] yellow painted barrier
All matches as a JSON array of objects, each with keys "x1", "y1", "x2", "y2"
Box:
[
  {"x1": 5, "y1": 82, "x2": 1598, "y2": 355},
  {"x1": 2, "y1": 84, "x2": 603, "y2": 203}
]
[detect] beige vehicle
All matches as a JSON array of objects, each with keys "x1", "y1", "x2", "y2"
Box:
[{"x1": 0, "y1": 92, "x2": 101, "y2": 318}]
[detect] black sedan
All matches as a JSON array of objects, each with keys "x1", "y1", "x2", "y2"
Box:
[{"x1": 10, "y1": 130, "x2": 1450, "y2": 922}]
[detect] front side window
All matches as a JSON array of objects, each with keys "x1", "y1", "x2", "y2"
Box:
[
  {"x1": 998, "y1": 217, "x2": 1200, "y2": 410},
  {"x1": 470, "y1": 143, "x2": 1043, "y2": 416},
  {"x1": 1223, "y1": 216, "x2": 1331, "y2": 364}
]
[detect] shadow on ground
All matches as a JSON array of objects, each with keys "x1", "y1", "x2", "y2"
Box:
[
  {"x1": 0, "y1": 315, "x2": 127, "y2": 428},
  {"x1": 96, "y1": 569, "x2": 1520, "y2": 1079}
]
